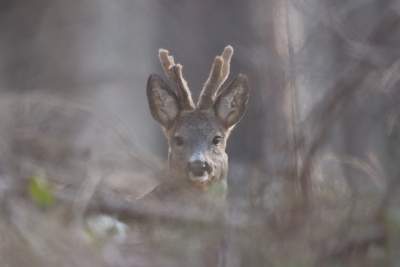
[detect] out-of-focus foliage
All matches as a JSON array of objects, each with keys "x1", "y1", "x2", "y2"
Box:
[
  {"x1": 0, "y1": 0, "x2": 399, "y2": 266},
  {"x1": 28, "y1": 174, "x2": 55, "y2": 209}
]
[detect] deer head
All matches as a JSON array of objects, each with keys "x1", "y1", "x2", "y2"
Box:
[{"x1": 146, "y1": 46, "x2": 249, "y2": 190}]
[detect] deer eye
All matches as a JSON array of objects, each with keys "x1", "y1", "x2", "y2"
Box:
[
  {"x1": 173, "y1": 136, "x2": 184, "y2": 146},
  {"x1": 212, "y1": 136, "x2": 223, "y2": 145}
]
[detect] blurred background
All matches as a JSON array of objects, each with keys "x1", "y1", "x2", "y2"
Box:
[{"x1": 0, "y1": 0, "x2": 400, "y2": 266}]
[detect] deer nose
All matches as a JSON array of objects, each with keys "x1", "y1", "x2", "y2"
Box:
[{"x1": 187, "y1": 160, "x2": 211, "y2": 177}]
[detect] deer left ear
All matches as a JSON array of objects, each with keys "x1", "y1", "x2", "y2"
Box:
[
  {"x1": 214, "y1": 74, "x2": 249, "y2": 128},
  {"x1": 147, "y1": 74, "x2": 180, "y2": 128}
]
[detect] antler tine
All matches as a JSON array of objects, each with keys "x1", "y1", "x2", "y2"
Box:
[
  {"x1": 198, "y1": 45, "x2": 234, "y2": 109},
  {"x1": 172, "y1": 64, "x2": 195, "y2": 110},
  {"x1": 158, "y1": 49, "x2": 174, "y2": 77},
  {"x1": 220, "y1": 45, "x2": 233, "y2": 85},
  {"x1": 158, "y1": 49, "x2": 195, "y2": 110}
]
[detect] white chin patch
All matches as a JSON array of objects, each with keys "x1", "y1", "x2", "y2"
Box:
[{"x1": 189, "y1": 173, "x2": 210, "y2": 183}]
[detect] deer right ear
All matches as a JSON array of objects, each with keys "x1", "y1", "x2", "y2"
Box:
[
  {"x1": 147, "y1": 74, "x2": 179, "y2": 128},
  {"x1": 214, "y1": 74, "x2": 249, "y2": 128}
]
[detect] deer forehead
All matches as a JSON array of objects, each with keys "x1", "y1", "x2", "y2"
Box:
[{"x1": 170, "y1": 110, "x2": 225, "y2": 139}]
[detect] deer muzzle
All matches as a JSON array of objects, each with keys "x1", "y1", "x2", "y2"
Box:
[{"x1": 187, "y1": 158, "x2": 212, "y2": 183}]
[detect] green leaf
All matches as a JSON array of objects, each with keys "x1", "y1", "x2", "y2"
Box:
[{"x1": 28, "y1": 175, "x2": 55, "y2": 208}]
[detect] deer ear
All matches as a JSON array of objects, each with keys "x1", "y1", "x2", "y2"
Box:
[
  {"x1": 147, "y1": 74, "x2": 179, "y2": 128},
  {"x1": 214, "y1": 74, "x2": 249, "y2": 128}
]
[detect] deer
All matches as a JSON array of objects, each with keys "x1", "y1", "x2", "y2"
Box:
[
  {"x1": 146, "y1": 45, "x2": 249, "y2": 207},
  {"x1": 143, "y1": 46, "x2": 249, "y2": 267}
]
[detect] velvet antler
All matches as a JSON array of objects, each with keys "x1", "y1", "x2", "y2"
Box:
[
  {"x1": 197, "y1": 45, "x2": 234, "y2": 109},
  {"x1": 158, "y1": 49, "x2": 195, "y2": 110}
]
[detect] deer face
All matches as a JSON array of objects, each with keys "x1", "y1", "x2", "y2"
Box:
[
  {"x1": 167, "y1": 109, "x2": 228, "y2": 186},
  {"x1": 147, "y1": 46, "x2": 249, "y2": 188}
]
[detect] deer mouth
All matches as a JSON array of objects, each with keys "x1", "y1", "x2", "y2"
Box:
[{"x1": 188, "y1": 172, "x2": 211, "y2": 184}]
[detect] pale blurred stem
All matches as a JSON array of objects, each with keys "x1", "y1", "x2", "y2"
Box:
[
  {"x1": 284, "y1": 0, "x2": 302, "y2": 204},
  {"x1": 73, "y1": 170, "x2": 105, "y2": 226}
]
